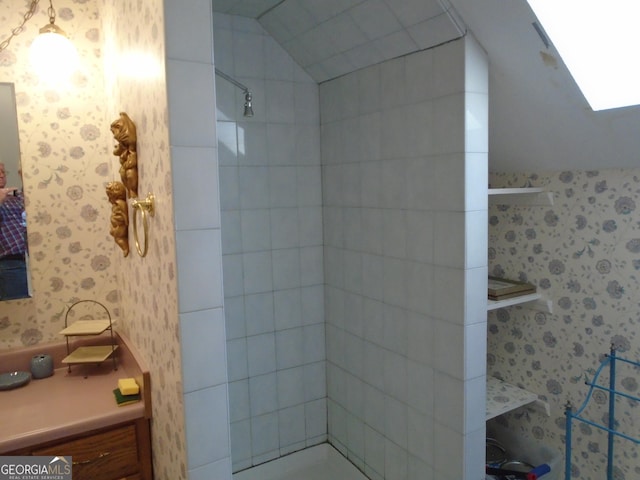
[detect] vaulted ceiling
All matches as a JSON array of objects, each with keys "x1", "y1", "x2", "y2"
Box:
[{"x1": 212, "y1": 0, "x2": 640, "y2": 173}]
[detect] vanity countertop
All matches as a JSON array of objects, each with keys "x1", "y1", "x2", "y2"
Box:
[{"x1": 0, "y1": 332, "x2": 150, "y2": 453}]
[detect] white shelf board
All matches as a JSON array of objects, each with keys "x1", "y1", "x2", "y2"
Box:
[
  {"x1": 489, "y1": 187, "x2": 553, "y2": 206},
  {"x1": 487, "y1": 292, "x2": 540, "y2": 310},
  {"x1": 486, "y1": 376, "x2": 539, "y2": 420}
]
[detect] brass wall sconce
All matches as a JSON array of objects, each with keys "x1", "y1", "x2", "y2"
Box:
[{"x1": 131, "y1": 193, "x2": 155, "y2": 258}]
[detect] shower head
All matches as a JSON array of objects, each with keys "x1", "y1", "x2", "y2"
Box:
[
  {"x1": 243, "y1": 91, "x2": 254, "y2": 117},
  {"x1": 215, "y1": 68, "x2": 256, "y2": 118}
]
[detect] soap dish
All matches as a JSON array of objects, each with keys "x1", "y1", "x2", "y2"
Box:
[{"x1": 0, "y1": 371, "x2": 31, "y2": 391}]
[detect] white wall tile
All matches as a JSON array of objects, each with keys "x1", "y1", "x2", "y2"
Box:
[
  {"x1": 181, "y1": 308, "x2": 228, "y2": 393},
  {"x1": 247, "y1": 334, "x2": 277, "y2": 376},
  {"x1": 349, "y1": 0, "x2": 402, "y2": 41},
  {"x1": 173, "y1": 146, "x2": 221, "y2": 230},
  {"x1": 300, "y1": 285, "x2": 325, "y2": 325},
  {"x1": 249, "y1": 372, "x2": 278, "y2": 415},
  {"x1": 277, "y1": 366, "x2": 305, "y2": 407},
  {"x1": 276, "y1": 327, "x2": 304, "y2": 369},
  {"x1": 184, "y1": 385, "x2": 230, "y2": 468},
  {"x1": 217, "y1": 121, "x2": 238, "y2": 166},
  {"x1": 224, "y1": 296, "x2": 246, "y2": 339},
  {"x1": 265, "y1": 36, "x2": 295, "y2": 80},
  {"x1": 300, "y1": 246, "x2": 324, "y2": 286},
  {"x1": 166, "y1": 0, "x2": 213, "y2": 62},
  {"x1": 167, "y1": 59, "x2": 217, "y2": 147},
  {"x1": 305, "y1": 398, "x2": 327, "y2": 439},
  {"x1": 266, "y1": 80, "x2": 295, "y2": 123},
  {"x1": 251, "y1": 412, "x2": 279, "y2": 456},
  {"x1": 233, "y1": 32, "x2": 265, "y2": 79},
  {"x1": 272, "y1": 248, "x2": 301, "y2": 290},
  {"x1": 433, "y1": 319, "x2": 464, "y2": 380},
  {"x1": 176, "y1": 229, "x2": 223, "y2": 312},
  {"x1": 464, "y1": 152, "x2": 488, "y2": 212},
  {"x1": 407, "y1": 359, "x2": 434, "y2": 416},
  {"x1": 303, "y1": 323, "x2": 326, "y2": 363},
  {"x1": 432, "y1": 93, "x2": 465, "y2": 155},
  {"x1": 219, "y1": 166, "x2": 240, "y2": 210},
  {"x1": 241, "y1": 209, "x2": 271, "y2": 252},
  {"x1": 269, "y1": 166, "x2": 298, "y2": 207},
  {"x1": 304, "y1": 362, "x2": 326, "y2": 401},
  {"x1": 465, "y1": 92, "x2": 489, "y2": 154},
  {"x1": 242, "y1": 251, "x2": 273, "y2": 294},
  {"x1": 407, "y1": 408, "x2": 434, "y2": 466},
  {"x1": 434, "y1": 211, "x2": 465, "y2": 268},
  {"x1": 270, "y1": 208, "x2": 300, "y2": 249},
  {"x1": 189, "y1": 457, "x2": 232, "y2": 480},
  {"x1": 407, "y1": 13, "x2": 462, "y2": 50},
  {"x1": 272, "y1": 290, "x2": 303, "y2": 331},
  {"x1": 221, "y1": 210, "x2": 242, "y2": 255},
  {"x1": 364, "y1": 425, "x2": 385, "y2": 478},
  {"x1": 226, "y1": 338, "x2": 248, "y2": 382},
  {"x1": 238, "y1": 123, "x2": 268, "y2": 165},
  {"x1": 230, "y1": 420, "x2": 252, "y2": 470},
  {"x1": 385, "y1": 0, "x2": 443, "y2": 28},
  {"x1": 279, "y1": 405, "x2": 306, "y2": 448},
  {"x1": 222, "y1": 254, "x2": 244, "y2": 297},
  {"x1": 238, "y1": 167, "x2": 270, "y2": 208},
  {"x1": 244, "y1": 292, "x2": 275, "y2": 336},
  {"x1": 228, "y1": 380, "x2": 250, "y2": 422}
]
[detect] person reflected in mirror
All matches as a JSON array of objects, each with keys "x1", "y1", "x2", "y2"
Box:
[{"x1": 0, "y1": 162, "x2": 28, "y2": 300}]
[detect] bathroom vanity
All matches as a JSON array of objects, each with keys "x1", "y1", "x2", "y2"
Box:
[{"x1": 0, "y1": 332, "x2": 152, "y2": 480}]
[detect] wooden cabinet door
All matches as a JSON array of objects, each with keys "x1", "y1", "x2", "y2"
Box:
[{"x1": 33, "y1": 424, "x2": 139, "y2": 480}]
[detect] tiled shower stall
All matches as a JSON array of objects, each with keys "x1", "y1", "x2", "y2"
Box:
[{"x1": 215, "y1": 13, "x2": 489, "y2": 480}]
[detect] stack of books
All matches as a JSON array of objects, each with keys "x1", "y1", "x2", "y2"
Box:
[{"x1": 488, "y1": 276, "x2": 536, "y2": 300}]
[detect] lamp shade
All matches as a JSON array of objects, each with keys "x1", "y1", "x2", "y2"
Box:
[{"x1": 30, "y1": 23, "x2": 78, "y2": 81}]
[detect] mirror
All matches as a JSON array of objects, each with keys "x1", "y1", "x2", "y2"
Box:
[{"x1": 0, "y1": 82, "x2": 31, "y2": 301}]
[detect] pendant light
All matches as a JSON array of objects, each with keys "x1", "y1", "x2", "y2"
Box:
[{"x1": 29, "y1": 0, "x2": 78, "y2": 81}]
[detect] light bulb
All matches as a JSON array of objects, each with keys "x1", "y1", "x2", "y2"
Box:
[{"x1": 30, "y1": 24, "x2": 79, "y2": 82}]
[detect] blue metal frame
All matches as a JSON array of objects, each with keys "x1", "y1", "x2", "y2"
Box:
[{"x1": 564, "y1": 346, "x2": 640, "y2": 480}]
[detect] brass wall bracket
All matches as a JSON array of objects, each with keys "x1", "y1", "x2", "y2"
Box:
[{"x1": 130, "y1": 193, "x2": 155, "y2": 257}]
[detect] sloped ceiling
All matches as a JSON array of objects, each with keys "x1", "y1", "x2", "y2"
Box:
[{"x1": 212, "y1": 0, "x2": 640, "y2": 172}]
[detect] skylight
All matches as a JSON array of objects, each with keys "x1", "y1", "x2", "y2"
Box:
[{"x1": 527, "y1": 0, "x2": 640, "y2": 111}]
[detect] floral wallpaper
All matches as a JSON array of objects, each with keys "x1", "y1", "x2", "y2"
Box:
[
  {"x1": 0, "y1": 0, "x2": 118, "y2": 348},
  {"x1": 101, "y1": 0, "x2": 185, "y2": 479},
  {"x1": 1, "y1": 1, "x2": 186, "y2": 479},
  {"x1": 488, "y1": 169, "x2": 640, "y2": 480}
]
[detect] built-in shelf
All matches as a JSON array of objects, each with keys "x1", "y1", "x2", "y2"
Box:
[
  {"x1": 487, "y1": 292, "x2": 553, "y2": 313},
  {"x1": 489, "y1": 187, "x2": 554, "y2": 206},
  {"x1": 486, "y1": 376, "x2": 550, "y2": 420}
]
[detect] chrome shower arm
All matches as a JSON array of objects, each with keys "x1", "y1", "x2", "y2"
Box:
[{"x1": 215, "y1": 68, "x2": 249, "y2": 94}]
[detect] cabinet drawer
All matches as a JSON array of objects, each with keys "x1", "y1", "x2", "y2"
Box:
[{"x1": 33, "y1": 424, "x2": 139, "y2": 480}]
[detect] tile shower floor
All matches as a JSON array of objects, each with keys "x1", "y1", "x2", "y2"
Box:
[{"x1": 233, "y1": 444, "x2": 368, "y2": 480}]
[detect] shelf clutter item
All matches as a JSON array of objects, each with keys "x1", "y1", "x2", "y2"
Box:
[
  {"x1": 113, "y1": 387, "x2": 141, "y2": 407},
  {"x1": 113, "y1": 377, "x2": 140, "y2": 406},
  {"x1": 59, "y1": 300, "x2": 117, "y2": 374},
  {"x1": 565, "y1": 346, "x2": 640, "y2": 480},
  {"x1": 118, "y1": 377, "x2": 139, "y2": 396},
  {"x1": 488, "y1": 276, "x2": 536, "y2": 301},
  {"x1": 487, "y1": 423, "x2": 561, "y2": 480}
]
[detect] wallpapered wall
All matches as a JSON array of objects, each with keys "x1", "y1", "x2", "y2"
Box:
[
  {"x1": 0, "y1": 1, "x2": 185, "y2": 478},
  {"x1": 488, "y1": 169, "x2": 640, "y2": 480},
  {"x1": 100, "y1": 1, "x2": 185, "y2": 479},
  {"x1": 0, "y1": 0, "x2": 119, "y2": 347}
]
